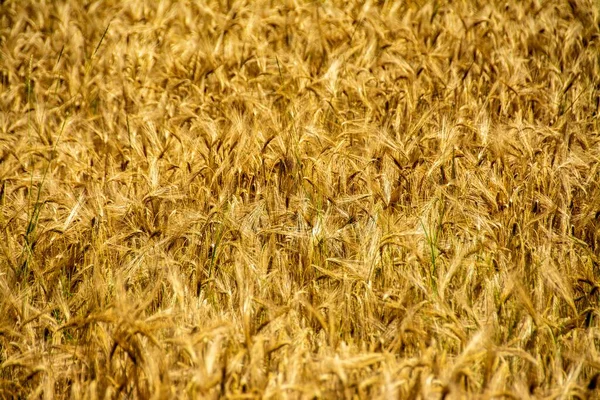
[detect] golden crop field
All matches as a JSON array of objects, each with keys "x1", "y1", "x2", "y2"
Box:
[{"x1": 1, "y1": 0, "x2": 600, "y2": 398}]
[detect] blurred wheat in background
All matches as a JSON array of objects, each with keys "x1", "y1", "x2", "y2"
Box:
[{"x1": 1, "y1": 0, "x2": 600, "y2": 398}]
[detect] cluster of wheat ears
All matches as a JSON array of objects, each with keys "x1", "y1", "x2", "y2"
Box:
[{"x1": 1, "y1": 0, "x2": 600, "y2": 398}]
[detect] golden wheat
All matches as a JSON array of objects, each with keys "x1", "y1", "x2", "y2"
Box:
[{"x1": 1, "y1": 0, "x2": 600, "y2": 398}]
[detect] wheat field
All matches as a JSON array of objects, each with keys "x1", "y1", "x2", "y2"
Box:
[{"x1": 1, "y1": 0, "x2": 600, "y2": 398}]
